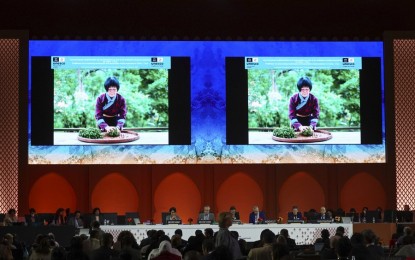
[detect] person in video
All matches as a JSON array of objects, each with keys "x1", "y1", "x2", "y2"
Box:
[
  {"x1": 95, "y1": 76, "x2": 127, "y2": 132},
  {"x1": 288, "y1": 76, "x2": 320, "y2": 132}
]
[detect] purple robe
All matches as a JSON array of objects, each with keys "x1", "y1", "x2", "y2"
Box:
[
  {"x1": 288, "y1": 93, "x2": 319, "y2": 130},
  {"x1": 95, "y1": 93, "x2": 127, "y2": 130}
]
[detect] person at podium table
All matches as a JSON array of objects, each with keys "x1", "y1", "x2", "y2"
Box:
[
  {"x1": 198, "y1": 206, "x2": 215, "y2": 221},
  {"x1": 68, "y1": 210, "x2": 84, "y2": 228},
  {"x1": 360, "y1": 207, "x2": 369, "y2": 223},
  {"x1": 229, "y1": 206, "x2": 240, "y2": 221},
  {"x1": 317, "y1": 206, "x2": 331, "y2": 221},
  {"x1": 403, "y1": 204, "x2": 414, "y2": 222},
  {"x1": 249, "y1": 205, "x2": 266, "y2": 224},
  {"x1": 165, "y1": 207, "x2": 181, "y2": 222},
  {"x1": 288, "y1": 206, "x2": 303, "y2": 221}
]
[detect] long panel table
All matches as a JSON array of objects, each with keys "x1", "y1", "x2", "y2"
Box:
[{"x1": 98, "y1": 223, "x2": 353, "y2": 245}]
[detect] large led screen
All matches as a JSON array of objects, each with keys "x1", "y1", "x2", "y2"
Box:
[{"x1": 29, "y1": 41, "x2": 385, "y2": 164}]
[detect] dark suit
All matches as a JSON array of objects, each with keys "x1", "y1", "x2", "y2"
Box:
[
  {"x1": 68, "y1": 217, "x2": 84, "y2": 228},
  {"x1": 288, "y1": 212, "x2": 303, "y2": 220},
  {"x1": 198, "y1": 212, "x2": 215, "y2": 221},
  {"x1": 249, "y1": 211, "x2": 266, "y2": 224},
  {"x1": 25, "y1": 214, "x2": 41, "y2": 226},
  {"x1": 317, "y1": 213, "x2": 331, "y2": 220}
]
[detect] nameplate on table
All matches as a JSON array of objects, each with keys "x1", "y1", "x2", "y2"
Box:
[
  {"x1": 287, "y1": 219, "x2": 304, "y2": 224},
  {"x1": 232, "y1": 220, "x2": 242, "y2": 224},
  {"x1": 317, "y1": 219, "x2": 332, "y2": 223},
  {"x1": 198, "y1": 220, "x2": 213, "y2": 224},
  {"x1": 263, "y1": 219, "x2": 276, "y2": 224},
  {"x1": 166, "y1": 220, "x2": 182, "y2": 225}
]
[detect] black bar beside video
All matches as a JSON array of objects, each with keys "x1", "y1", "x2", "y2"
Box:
[
  {"x1": 226, "y1": 56, "x2": 383, "y2": 145},
  {"x1": 31, "y1": 56, "x2": 191, "y2": 146}
]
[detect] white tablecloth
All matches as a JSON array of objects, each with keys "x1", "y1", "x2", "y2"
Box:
[{"x1": 96, "y1": 223, "x2": 352, "y2": 244}]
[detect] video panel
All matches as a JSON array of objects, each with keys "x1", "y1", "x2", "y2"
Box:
[
  {"x1": 226, "y1": 56, "x2": 382, "y2": 145},
  {"x1": 28, "y1": 41, "x2": 385, "y2": 164}
]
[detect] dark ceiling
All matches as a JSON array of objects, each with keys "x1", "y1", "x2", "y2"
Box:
[{"x1": 2, "y1": 0, "x2": 414, "y2": 39}]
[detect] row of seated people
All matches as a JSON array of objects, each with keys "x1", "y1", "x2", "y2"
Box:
[
  {"x1": 3, "y1": 211, "x2": 412, "y2": 260},
  {"x1": 2, "y1": 204, "x2": 414, "y2": 228}
]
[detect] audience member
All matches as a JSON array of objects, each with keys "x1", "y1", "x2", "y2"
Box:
[
  {"x1": 90, "y1": 232, "x2": 117, "y2": 260},
  {"x1": 350, "y1": 232, "x2": 371, "y2": 260},
  {"x1": 201, "y1": 238, "x2": 215, "y2": 259},
  {"x1": 29, "y1": 235, "x2": 52, "y2": 260},
  {"x1": 118, "y1": 232, "x2": 140, "y2": 260},
  {"x1": 66, "y1": 236, "x2": 89, "y2": 260},
  {"x1": 314, "y1": 229, "x2": 330, "y2": 249},
  {"x1": 335, "y1": 237, "x2": 352, "y2": 260},
  {"x1": 362, "y1": 229, "x2": 383, "y2": 259},
  {"x1": 397, "y1": 226, "x2": 412, "y2": 247},
  {"x1": 279, "y1": 229, "x2": 297, "y2": 250},
  {"x1": 395, "y1": 234, "x2": 415, "y2": 258},
  {"x1": 83, "y1": 229, "x2": 101, "y2": 255},
  {"x1": 148, "y1": 240, "x2": 182, "y2": 259},
  {"x1": 184, "y1": 250, "x2": 201, "y2": 260},
  {"x1": 204, "y1": 228, "x2": 214, "y2": 239},
  {"x1": 247, "y1": 229, "x2": 275, "y2": 260},
  {"x1": 215, "y1": 212, "x2": 242, "y2": 260},
  {"x1": 51, "y1": 246, "x2": 66, "y2": 260}
]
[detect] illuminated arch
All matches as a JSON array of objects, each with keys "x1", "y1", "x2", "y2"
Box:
[
  {"x1": 278, "y1": 172, "x2": 325, "y2": 218},
  {"x1": 153, "y1": 173, "x2": 201, "y2": 224},
  {"x1": 216, "y1": 172, "x2": 264, "y2": 223},
  {"x1": 91, "y1": 173, "x2": 139, "y2": 214},
  {"x1": 29, "y1": 173, "x2": 77, "y2": 213},
  {"x1": 340, "y1": 172, "x2": 386, "y2": 211}
]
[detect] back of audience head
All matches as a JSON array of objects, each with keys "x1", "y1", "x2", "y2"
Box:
[
  {"x1": 276, "y1": 235, "x2": 287, "y2": 245},
  {"x1": 230, "y1": 231, "x2": 239, "y2": 240},
  {"x1": 350, "y1": 233, "x2": 364, "y2": 246},
  {"x1": 184, "y1": 250, "x2": 202, "y2": 260},
  {"x1": 404, "y1": 226, "x2": 412, "y2": 236},
  {"x1": 175, "y1": 229, "x2": 183, "y2": 237},
  {"x1": 51, "y1": 246, "x2": 66, "y2": 260},
  {"x1": 89, "y1": 229, "x2": 100, "y2": 239},
  {"x1": 336, "y1": 226, "x2": 345, "y2": 236},
  {"x1": 204, "y1": 228, "x2": 214, "y2": 238},
  {"x1": 102, "y1": 232, "x2": 114, "y2": 247},
  {"x1": 262, "y1": 229, "x2": 276, "y2": 244},
  {"x1": 121, "y1": 233, "x2": 135, "y2": 248},
  {"x1": 217, "y1": 212, "x2": 232, "y2": 228},
  {"x1": 280, "y1": 229, "x2": 290, "y2": 238},
  {"x1": 321, "y1": 229, "x2": 330, "y2": 239},
  {"x1": 361, "y1": 229, "x2": 376, "y2": 245},
  {"x1": 91, "y1": 220, "x2": 100, "y2": 229},
  {"x1": 171, "y1": 235, "x2": 181, "y2": 249}
]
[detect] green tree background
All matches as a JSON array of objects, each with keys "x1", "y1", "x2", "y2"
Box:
[
  {"x1": 248, "y1": 69, "x2": 360, "y2": 129},
  {"x1": 54, "y1": 68, "x2": 169, "y2": 129}
]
